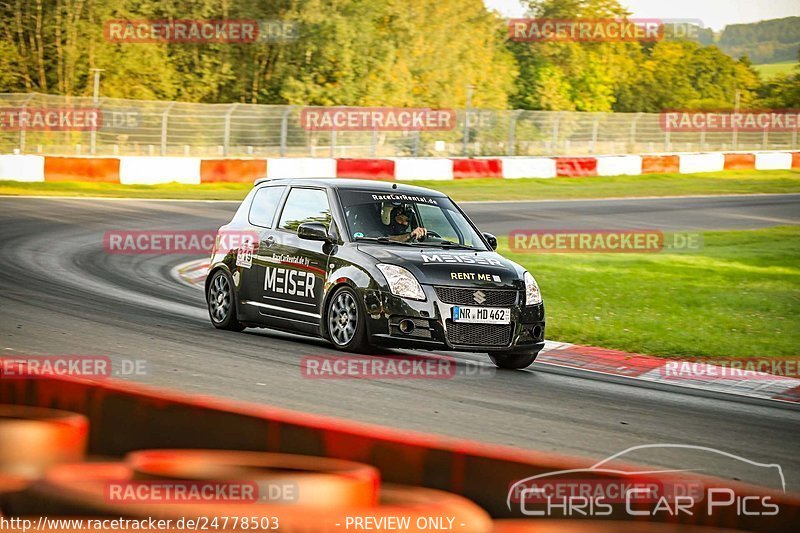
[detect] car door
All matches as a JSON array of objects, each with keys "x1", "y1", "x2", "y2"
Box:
[
  {"x1": 255, "y1": 186, "x2": 334, "y2": 334},
  {"x1": 237, "y1": 185, "x2": 287, "y2": 324}
]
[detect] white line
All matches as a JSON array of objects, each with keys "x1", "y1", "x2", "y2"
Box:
[{"x1": 243, "y1": 300, "x2": 321, "y2": 318}]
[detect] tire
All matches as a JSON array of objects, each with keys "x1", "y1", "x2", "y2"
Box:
[
  {"x1": 207, "y1": 269, "x2": 245, "y2": 332},
  {"x1": 488, "y1": 351, "x2": 538, "y2": 370},
  {"x1": 325, "y1": 285, "x2": 370, "y2": 353}
]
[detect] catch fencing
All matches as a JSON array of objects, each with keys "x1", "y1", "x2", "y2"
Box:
[{"x1": 1, "y1": 92, "x2": 797, "y2": 157}]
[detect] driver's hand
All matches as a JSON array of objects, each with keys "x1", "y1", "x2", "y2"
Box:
[{"x1": 410, "y1": 227, "x2": 427, "y2": 239}]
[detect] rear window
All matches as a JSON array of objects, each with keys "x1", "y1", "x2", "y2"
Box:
[{"x1": 248, "y1": 186, "x2": 285, "y2": 228}]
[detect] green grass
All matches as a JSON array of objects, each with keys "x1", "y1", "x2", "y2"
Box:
[
  {"x1": 753, "y1": 61, "x2": 798, "y2": 79},
  {"x1": 503, "y1": 226, "x2": 800, "y2": 359},
  {"x1": 1, "y1": 170, "x2": 799, "y2": 202}
]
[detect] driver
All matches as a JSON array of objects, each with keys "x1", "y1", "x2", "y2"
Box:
[{"x1": 387, "y1": 205, "x2": 427, "y2": 242}]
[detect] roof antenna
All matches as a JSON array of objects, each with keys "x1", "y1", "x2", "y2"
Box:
[{"x1": 392, "y1": 183, "x2": 398, "y2": 189}]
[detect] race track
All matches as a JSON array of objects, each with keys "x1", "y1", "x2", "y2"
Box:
[{"x1": 1, "y1": 194, "x2": 798, "y2": 493}]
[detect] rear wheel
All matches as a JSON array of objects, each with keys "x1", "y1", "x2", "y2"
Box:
[
  {"x1": 326, "y1": 286, "x2": 370, "y2": 353},
  {"x1": 488, "y1": 351, "x2": 538, "y2": 370},
  {"x1": 207, "y1": 270, "x2": 245, "y2": 332}
]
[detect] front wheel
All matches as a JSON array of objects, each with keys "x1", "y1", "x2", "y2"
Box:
[
  {"x1": 326, "y1": 286, "x2": 370, "y2": 353},
  {"x1": 207, "y1": 269, "x2": 245, "y2": 332},
  {"x1": 488, "y1": 351, "x2": 538, "y2": 370}
]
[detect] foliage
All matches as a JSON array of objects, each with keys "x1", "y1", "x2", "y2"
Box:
[{"x1": 0, "y1": 0, "x2": 796, "y2": 110}]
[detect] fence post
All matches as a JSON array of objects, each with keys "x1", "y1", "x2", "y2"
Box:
[
  {"x1": 223, "y1": 103, "x2": 238, "y2": 157},
  {"x1": 629, "y1": 113, "x2": 642, "y2": 152},
  {"x1": 508, "y1": 111, "x2": 520, "y2": 156},
  {"x1": 280, "y1": 106, "x2": 294, "y2": 157},
  {"x1": 161, "y1": 102, "x2": 176, "y2": 156},
  {"x1": 330, "y1": 129, "x2": 336, "y2": 158},
  {"x1": 90, "y1": 98, "x2": 104, "y2": 156},
  {"x1": 370, "y1": 127, "x2": 378, "y2": 157},
  {"x1": 762, "y1": 127, "x2": 768, "y2": 150},
  {"x1": 590, "y1": 114, "x2": 600, "y2": 153},
  {"x1": 18, "y1": 93, "x2": 36, "y2": 154},
  {"x1": 413, "y1": 130, "x2": 420, "y2": 157},
  {"x1": 551, "y1": 113, "x2": 562, "y2": 155}
]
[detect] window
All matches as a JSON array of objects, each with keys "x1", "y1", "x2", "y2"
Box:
[
  {"x1": 278, "y1": 188, "x2": 332, "y2": 232},
  {"x1": 248, "y1": 186, "x2": 285, "y2": 228},
  {"x1": 337, "y1": 189, "x2": 487, "y2": 250}
]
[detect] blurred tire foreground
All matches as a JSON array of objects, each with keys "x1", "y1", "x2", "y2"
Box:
[{"x1": 0, "y1": 366, "x2": 798, "y2": 531}]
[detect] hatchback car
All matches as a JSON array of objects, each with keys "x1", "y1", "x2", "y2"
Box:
[{"x1": 206, "y1": 178, "x2": 545, "y2": 369}]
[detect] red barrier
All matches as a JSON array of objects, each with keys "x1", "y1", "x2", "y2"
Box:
[
  {"x1": 792, "y1": 152, "x2": 800, "y2": 169},
  {"x1": 641, "y1": 155, "x2": 680, "y2": 174},
  {"x1": 555, "y1": 157, "x2": 597, "y2": 177},
  {"x1": 336, "y1": 159, "x2": 395, "y2": 180},
  {"x1": 723, "y1": 153, "x2": 755, "y2": 170},
  {"x1": 44, "y1": 156, "x2": 120, "y2": 183},
  {"x1": 1, "y1": 376, "x2": 798, "y2": 530},
  {"x1": 453, "y1": 159, "x2": 503, "y2": 179},
  {"x1": 200, "y1": 159, "x2": 267, "y2": 183}
]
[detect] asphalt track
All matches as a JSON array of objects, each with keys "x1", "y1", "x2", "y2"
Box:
[{"x1": 1, "y1": 194, "x2": 798, "y2": 495}]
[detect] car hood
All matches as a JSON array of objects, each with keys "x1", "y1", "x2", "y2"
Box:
[{"x1": 357, "y1": 244, "x2": 524, "y2": 288}]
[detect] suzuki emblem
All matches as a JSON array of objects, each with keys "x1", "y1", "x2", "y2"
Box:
[{"x1": 473, "y1": 290, "x2": 486, "y2": 304}]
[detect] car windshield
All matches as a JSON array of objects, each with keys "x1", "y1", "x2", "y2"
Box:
[{"x1": 338, "y1": 189, "x2": 487, "y2": 250}]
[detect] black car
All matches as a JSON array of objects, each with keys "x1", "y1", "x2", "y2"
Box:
[{"x1": 205, "y1": 178, "x2": 545, "y2": 369}]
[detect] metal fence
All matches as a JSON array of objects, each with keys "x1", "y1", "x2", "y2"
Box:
[{"x1": 1, "y1": 92, "x2": 797, "y2": 157}]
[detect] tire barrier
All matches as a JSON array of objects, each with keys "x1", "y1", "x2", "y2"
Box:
[
  {"x1": 1, "y1": 378, "x2": 798, "y2": 532},
  {"x1": 0, "y1": 405, "x2": 88, "y2": 480},
  {"x1": 126, "y1": 449, "x2": 380, "y2": 507},
  {"x1": 0, "y1": 151, "x2": 796, "y2": 183},
  {"x1": 17, "y1": 460, "x2": 493, "y2": 532}
]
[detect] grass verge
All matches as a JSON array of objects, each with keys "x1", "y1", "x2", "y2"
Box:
[
  {"x1": 0, "y1": 170, "x2": 799, "y2": 202},
  {"x1": 503, "y1": 226, "x2": 800, "y2": 359}
]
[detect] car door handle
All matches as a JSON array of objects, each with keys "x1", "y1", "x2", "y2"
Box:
[{"x1": 264, "y1": 235, "x2": 276, "y2": 247}]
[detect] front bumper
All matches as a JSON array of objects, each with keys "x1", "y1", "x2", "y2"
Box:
[{"x1": 362, "y1": 285, "x2": 545, "y2": 354}]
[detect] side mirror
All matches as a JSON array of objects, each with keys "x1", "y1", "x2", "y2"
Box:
[
  {"x1": 297, "y1": 222, "x2": 331, "y2": 242},
  {"x1": 483, "y1": 232, "x2": 498, "y2": 251}
]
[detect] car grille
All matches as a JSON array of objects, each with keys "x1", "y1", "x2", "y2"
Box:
[
  {"x1": 445, "y1": 320, "x2": 512, "y2": 347},
  {"x1": 434, "y1": 286, "x2": 518, "y2": 306}
]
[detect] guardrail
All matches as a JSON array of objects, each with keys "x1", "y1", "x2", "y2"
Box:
[{"x1": 0, "y1": 151, "x2": 797, "y2": 184}]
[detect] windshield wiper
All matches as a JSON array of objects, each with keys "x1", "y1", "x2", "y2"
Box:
[
  {"x1": 353, "y1": 236, "x2": 415, "y2": 246},
  {"x1": 420, "y1": 240, "x2": 479, "y2": 251}
]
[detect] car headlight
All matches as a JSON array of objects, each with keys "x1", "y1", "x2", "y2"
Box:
[
  {"x1": 523, "y1": 271, "x2": 542, "y2": 306},
  {"x1": 377, "y1": 264, "x2": 426, "y2": 301}
]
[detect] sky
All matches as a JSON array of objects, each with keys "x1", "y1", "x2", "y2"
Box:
[{"x1": 484, "y1": 0, "x2": 800, "y2": 31}]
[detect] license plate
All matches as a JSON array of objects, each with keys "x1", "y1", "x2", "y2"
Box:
[{"x1": 452, "y1": 306, "x2": 511, "y2": 324}]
